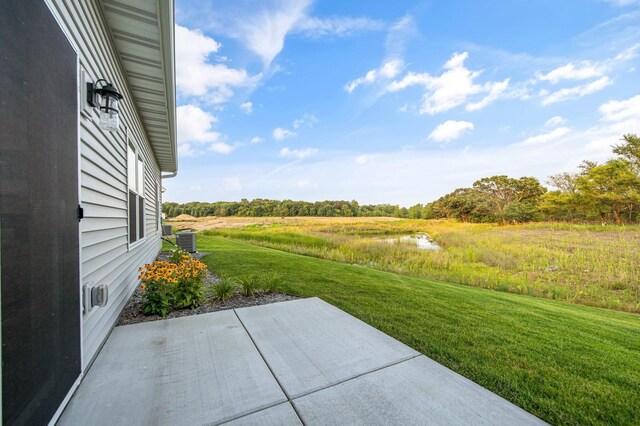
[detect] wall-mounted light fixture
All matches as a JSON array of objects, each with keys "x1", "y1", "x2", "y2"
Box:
[{"x1": 87, "y1": 79, "x2": 123, "y2": 132}]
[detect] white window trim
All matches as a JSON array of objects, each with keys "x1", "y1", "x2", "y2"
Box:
[
  {"x1": 127, "y1": 141, "x2": 146, "y2": 250},
  {"x1": 156, "y1": 181, "x2": 161, "y2": 234}
]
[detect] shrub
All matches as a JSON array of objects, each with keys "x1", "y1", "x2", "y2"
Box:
[
  {"x1": 261, "y1": 272, "x2": 284, "y2": 293},
  {"x1": 139, "y1": 257, "x2": 207, "y2": 316},
  {"x1": 239, "y1": 275, "x2": 260, "y2": 297},
  {"x1": 214, "y1": 277, "x2": 236, "y2": 302}
]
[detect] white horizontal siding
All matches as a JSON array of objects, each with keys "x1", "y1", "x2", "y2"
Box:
[{"x1": 48, "y1": 0, "x2": 164, "y2": 370}]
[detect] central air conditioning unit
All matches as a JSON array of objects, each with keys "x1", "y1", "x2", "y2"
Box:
[
  {"x1": 176, "y1": 231, "x2": 197, "y2": 253},
  {"x1": 162, "y1": 224, "x2": 173, "y2": 236}
]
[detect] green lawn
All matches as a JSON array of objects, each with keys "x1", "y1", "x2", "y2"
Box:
[{"x1": 171, "y1": 236, "x2": 640, "y2": 425}]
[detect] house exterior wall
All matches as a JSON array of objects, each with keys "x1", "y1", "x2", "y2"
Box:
[{"x1": 46, "y1": 0, "x2": 163, "y2": 369}]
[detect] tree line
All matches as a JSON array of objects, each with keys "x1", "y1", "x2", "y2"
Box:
[
  {"x1": 424, "y1": 134, "x2": 640, "y2": 224},
  {"x1": 163, "y1": 199, "x2": 413, "y2": 219},
  {"x1": 164, "y1": 134, "x2": 640, "y2": 225}
]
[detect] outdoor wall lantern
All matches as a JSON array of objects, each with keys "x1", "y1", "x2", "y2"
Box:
[{"x1": 87, "y1": 79, "x2": 123, "y2": 132}]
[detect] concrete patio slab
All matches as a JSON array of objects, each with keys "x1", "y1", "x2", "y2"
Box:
[
  {"x1": 292, "y1": 355, "x2": 545, "y2": 425},
  {"x1": 58, "y1": 311, "x2": 287, "y2": 426},
  {"x1": 235, "y1": 297, "x2": 420, "y2": 398},
  {"x1": 59, "y1": 298, "x2": 545, "y2": 425},
  {"x1": 221, "y1": 403, "x2": 302, "y2": 426}
]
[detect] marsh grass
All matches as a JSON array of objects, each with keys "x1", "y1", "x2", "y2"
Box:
[{"x1": 202, "y1": 219, "x2": 640, "y2": 312}]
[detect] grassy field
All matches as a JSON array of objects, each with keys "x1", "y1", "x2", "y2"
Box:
[
  {"x1": 170, "y1": 217, "x2": 640, "y2": 313},
  {"x1": 174, "y1": 235, "x2": 640, "y2": 425}
]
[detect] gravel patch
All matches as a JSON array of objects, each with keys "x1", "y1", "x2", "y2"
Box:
[{"x1": 116, "y1": 251, "x2": 301, "y2": 326}]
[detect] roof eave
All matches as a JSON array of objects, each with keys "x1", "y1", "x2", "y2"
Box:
[{"x1": 156, "y1": 0, "x2": 177, "y2": 174}]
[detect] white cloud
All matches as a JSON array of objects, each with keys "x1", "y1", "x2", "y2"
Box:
[
  {"x1": 294, "y1": 16, "x2": 384, "y2": 38},
  {"x1": 545, "y1": 116, "x2": 567, "y2": 127},
  {"x1": 536, "y1": 62, "x2": 606, "y2": 84},
  {"x1": 279, "y1": 147, "x2": 318, "y2": 159},
  {"x1": 385, "y1": 45, "x2": 637, "y2": 114},
  {"x1": 175, "y1": 25, "x2": 260, "y2": 103},
  {"x1": 386, "y1": 71, "x2": 431, "y2": 92},
  {"x1": 541, "y1": 76, "x2": 612, "y2": 105},
  {"x1": 533, "y1": 45, "x2": 638, "y2": 105},
  {"x1": 599, "y1": 94, "x2": 640, "y2": 121},
  {"x1": 273, "y1": 127, "x2": 297, "y2": 140},
  {"x1": 428, "y1": 120, "x2": 474, "y2": 144},
  {"x1": 178, "y1": 144, "x2": 199, "y2": 158},
  {"x1": 234, "y1": 0, "x2": 312, "y2": 67},
  {"x1": 387, "y1": 52, "x2": 509, "y2": 115},
  {"x1": 385, "y1": 15, "x2": 416, "y2": 58},
  {"x1": 466, "y1": 79, "x2": 511, "y2": 111},
  {"x1": 517, "y1": 127, "x2": 571, "y2": 146},
  {"x1": 240, "y1": 101, "x2": 253, "y2": 114},
  {"x1": 203, "y1": 0, "x2": 384, "y2": 67},
  {"x1": 343, "y1": 15, "x2": 417, "y2": 97},
  {"x1": 250, "y1": 136, "x2": 264, "y2": 144},
  {"x1": 292, "y1": 113, "x2": 318, "y2": 128},
  {"x1": 355, "y1": 154, "x2": 375, "y2": 164},
  {"x1": 345, "y1": 59, "x2": 404, "y2": 93},
  {"x1": 272, "y1": 115, "x2": 317, "y2": 141},
  {"x1": 603, "y1": 0, "x2": 640, "y2": 6},
  {"x1": 613, "y1": 44, "x2": 640, "y2": 62},
  {"x1": 535, "y1": 44, "x2": 638, "y2": 87},
  {"x1": 418, "y1": 53, "x2": 483, "y2": 114},
  {"x1": 177, "y1": 104, "x2": 234, "y2": 156},
  {"x1": 177, "y1": 104, "x2": 221, "y2": 143},
  {"x1": 223, "y1": 177, "x2": 242, "y2": 191},
  {"x1": 294, "y1": 179, "x2": 318, "y2": 188},
  {"x1": 209, "y1": 142, "x2": 234, "y2": 154}
]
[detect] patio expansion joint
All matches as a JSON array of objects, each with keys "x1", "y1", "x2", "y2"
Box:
[
  {"x1": 231, "y1": 308, "x2": 308, "y2": 426},
  {"x1": 231, "y1": 305, "x2": 425, "y2": 425},
  {"x1": 212, "y1": 401, "x2": 294, "y2": 426},
  {"x1": 288, "y1": 352, "x2": 422, "y2": 402}
]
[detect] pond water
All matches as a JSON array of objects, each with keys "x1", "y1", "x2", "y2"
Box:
[{"x1": 377, "y1": 233, "x2": 440, "y2": 250}]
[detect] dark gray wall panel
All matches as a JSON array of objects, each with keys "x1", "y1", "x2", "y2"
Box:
[{"x1": 0, "y1": 1, "x2": 81, "y2": 424}]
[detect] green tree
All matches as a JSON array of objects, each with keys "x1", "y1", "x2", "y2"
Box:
[
  {"x1": 547, "y1": 172, "x2": 579, "y2": 194},
  {"x1": 408, "y1": 204, "x2": 424, "y2": 219},
  {"x1": 472, "y1": 176, "x2": 546, "y2": 223},
  {"x1": 575, "y1": 159, "x2": 640, "y2": 224},
  {"x1": 613, "y1": 134, "x2": 640, "y2": 172}
]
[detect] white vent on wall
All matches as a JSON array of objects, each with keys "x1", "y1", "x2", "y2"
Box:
[{"x1": 176, "y1": 232, "x2": 196, "y2": 253}]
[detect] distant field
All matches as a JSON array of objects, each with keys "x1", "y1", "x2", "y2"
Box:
[
  {"x1": 167, "y1": 216, "x2": 640, "y2": 312},
  {"x1": 167, "y1": 215, "x2": 402, "y2": 231},
  {"x1": 170, "y1": 235, "x2": 640, "y2": 425}
]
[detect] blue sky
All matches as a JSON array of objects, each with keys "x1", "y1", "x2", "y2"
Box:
[{"x1": 165, "y1": 0, "x2": 640, "y2": 206}]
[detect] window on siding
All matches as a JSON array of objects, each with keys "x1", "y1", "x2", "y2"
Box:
[
  {"x1": 155, "y1": 181, "x2": 160, "y2": 232},
  {"x1": 128, "y1": 143, "x2": 145, "y2": 244}
]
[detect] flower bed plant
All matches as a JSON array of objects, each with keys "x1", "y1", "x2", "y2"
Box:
[{"x1": 138, "y1": 249, "x2": 207, "y2": 316}]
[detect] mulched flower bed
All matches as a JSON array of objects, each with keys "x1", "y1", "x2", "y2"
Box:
[{"x1": 116, "y1": 251, "x2": 301, "y2": 326}]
